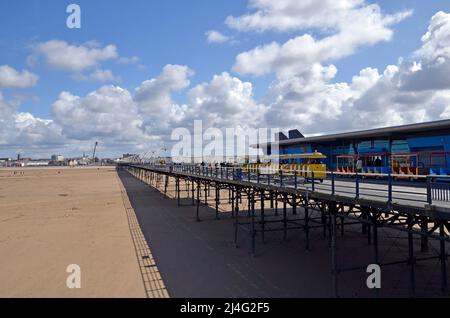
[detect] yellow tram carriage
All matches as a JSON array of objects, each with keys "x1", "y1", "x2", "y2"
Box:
[{"x1": 243, "y1": 152, "x2": 327, "y2": 180}]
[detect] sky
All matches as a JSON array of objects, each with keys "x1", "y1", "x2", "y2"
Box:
[{"x1": 1, "y1": 0, "x2": 450, "y2": 158}]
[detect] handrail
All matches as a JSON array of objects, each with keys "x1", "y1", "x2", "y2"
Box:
[
  {"x1": 133, "y1": 163, "x2": 450, "y2": 179},
  {"x1": 124, "y1": 163, "x2": 450, "y2": 206}
]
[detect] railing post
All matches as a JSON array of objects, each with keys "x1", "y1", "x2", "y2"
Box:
[
  {"x1": 280, "y1": 169, "x2": 283, "y2": 187},
  {"x1": 427, "y1": 176, "x2": 432, "y2": 205},
  {"x1": 294, "y1": 170, "x2": 298, "y2": 190},
  {"x1": 257, "y1": 170, "x2": 260, "y2": 184},
  {"x1": 331, "y1": 170, "x2": 335, "y2": 195},
  {"x1": 388, "y1": 172, "x2": 393, "y2": 204},
  {"x1": 311, "y1": 171, "x2": 315, "y2": 192},
  {"x1": 355, "y1": 172, "x2": 360, "y2": 199}
]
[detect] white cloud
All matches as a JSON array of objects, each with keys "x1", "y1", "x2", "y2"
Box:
[
  {"x1": 262, "y1": 11, "x2": 450, "y2": 134},
  {"x1": 52, "y1": 85, "x2": 148, "y2": 143},
  {"x1": 415, "y1": 11, "x2": 450, "y2": 62},
  {"x1": 46, "y1": 65, "x2": 195, "y2": 154},
  {"x1": 117, "y1": 56, "x2": 140, "y2": 64},
  {"x1": 205, "y1": 30, "x2": 230, "y2": 43},
  {"x1": 226, "y1": 0, "x2": 361, "y2": 32},
  {"x1": 399, "y1": 11, "x2": 450, "y2": 92},
  {"x1": 0, "y1": 65, "x2": 38, "y2": 88},
  {"x1": 442, "y1": 101, "x2": 450, "y2": 118},
  {"x1": 0, "y1": 93, "x2": 65, "y2": 150},
  {"x1": 226, "y1": 0, "x2": 411, "y2": 33},
  {"x1": 0, "y1": 64, "x2": 195, "y2": 156},
  {"x1": 184, "y1": 72, "x2": 265, "y2": 128},
  {"x1": 0, "y1": 92, "x2": 16, "y2": 125},
  {"x1": 224, "y1": 0, "x2": 450, "y2": 136},
  {"x1": 30, "y1": 40, "x2": 118, "y2": 71},
  {"x1": 75, "y1": 69, "x2": 120, "y2": 82},
  {"x1": 133, "y1": 64, "x2": 193, "y2": 140},
  {"x1": 231, "y1": 0, "x2": 412, "y2": 78},
  {"x1": 264, "y1": 64, "x2": 354, "y2": 129},
  {"x1": 47, "y1": 66, "x2": 262, "y2": 154},
  {"x1": 13, "y1": 112, "x2": 65, "y2": 147},
  {"x1": 135, "y1": 64, "x2": 193, "y2": 114}
]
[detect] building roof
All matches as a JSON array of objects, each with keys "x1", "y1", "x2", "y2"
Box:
[{"x1": 256, "y1": 119, "x2": 450, "y2": 148}]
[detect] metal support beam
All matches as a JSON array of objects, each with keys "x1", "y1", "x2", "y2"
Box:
[
  {"x1": 305, "y1": 197, "x2": 310, "y2": 251},
  {"x1": 231, "y1": 188, "x2": 235, "y2": 219},
  {"x1": 421, "y1": 217, "x2": 429, "y2": 252},
  {"x1": 251, "y1": 192, "x2": 256, "y2": 257},
  {"x1": 261, "y1": 191, "x2": 265, "y2": 243},
  {"x1": 440, "y1": 223, "x2": 448, "y2": 294},
  {"x1": 215, "y1": 185, "x2": 220, "y2": 220},
  {"x1": 196, "y1": 181, "x2": 201, "y2": 222},
  {"x1": 407, "y1": 217, "x2": 416, "y2": 297},
  {"x1": 283, "y1": 194, "x2": 287, "y2": 241},
  {"x1": 330, "y1": 202, "x2": 339, "y2": 298},
  {"x1": 373, "y1": 214, "x2": 380, "y2": 298},
  {"x1": 234, "y1": 189, "x2": 240, "y2": 248},
  {"x1": 191, "y1": 180, "x2": 195, "y2": 206},
  {"x1": 176, "y1": 177, "x2": 180, "y2": 206}
]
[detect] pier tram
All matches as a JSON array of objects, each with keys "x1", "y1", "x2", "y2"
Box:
[{"x1": 243, "y1": 152, "x2": 327, "y2": 181}]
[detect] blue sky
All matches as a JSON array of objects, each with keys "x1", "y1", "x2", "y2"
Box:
[
  {"x1": 0, "y1": 0, "x2": 445, "y2": 117},
  {"x1": 1, "y1": 0, "x2": 450, "y2": 158},
  {"x1": 1, "y1": 1, "x2": 254, "y2": 117}
]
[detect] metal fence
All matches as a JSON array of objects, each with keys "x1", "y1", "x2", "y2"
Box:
[
  {"x1": 431, "y1": 180, "x2": 450, "y2": 202},
  {"x1": 131, "y1": 164, "x2": 450, "y2": 206}
]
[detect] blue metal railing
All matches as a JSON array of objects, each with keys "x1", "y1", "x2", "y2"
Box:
[{"x1": 128, "y1": 164, "x2": 450, "y2": 206}]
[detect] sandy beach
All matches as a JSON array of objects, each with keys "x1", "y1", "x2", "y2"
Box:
[{"x1": 0, "y1": 167, "x2": 150, "y2": 297}]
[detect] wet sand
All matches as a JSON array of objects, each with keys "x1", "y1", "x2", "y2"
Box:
[{"x1": 0, "y1": 167, "x2": 149, "y2": 297}]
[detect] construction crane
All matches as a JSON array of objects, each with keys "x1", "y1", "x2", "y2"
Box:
[{"x1": 92, "y1": 141, "x2": 98, "y2": 163}]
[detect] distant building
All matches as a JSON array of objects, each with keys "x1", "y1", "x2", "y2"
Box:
[
  {"x1": 122, "y1": 153, "x2": 137, "y2": 159},
  {"x1": 0, "y1": 158, "x2": 12, "y2": 167},
  {"x1": 51, "y1": 154, "x2": 64, "y2": 162},
  {"x1": 26, "y1": 160, "x2": 50, "y2": 167}
]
